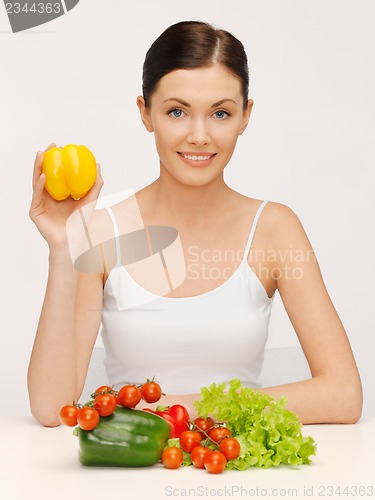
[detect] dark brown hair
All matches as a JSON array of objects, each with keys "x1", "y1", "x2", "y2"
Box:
[{"x1": 142, "y1": 21, "x2": 249, "y2": 110}]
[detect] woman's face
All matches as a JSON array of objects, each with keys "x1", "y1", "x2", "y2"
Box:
[{"x1": 137, "y1": 64, "x2": 253, "y2": 187}]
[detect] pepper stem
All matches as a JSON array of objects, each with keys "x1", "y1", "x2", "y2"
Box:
[{"x1": 155, "y1": 405, "x2": 170, "y2": 411}]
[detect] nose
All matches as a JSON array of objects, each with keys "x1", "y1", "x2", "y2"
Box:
[{"x1": 186, "y1": 118, "x2": 210, "y2": 146}]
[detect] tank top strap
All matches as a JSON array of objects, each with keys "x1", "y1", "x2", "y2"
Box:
[
  {"x1": 104, "y1": 206, "x2": 123, "y2": 266},
  {"x1": 243, "y1": 200, "x2": 269, "y2": 261}
]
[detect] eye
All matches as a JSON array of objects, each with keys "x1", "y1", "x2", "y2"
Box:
[
  {"x1": 168, "y1": 108, "x2": 185, "y2": 118},
  {"x1": 214, "y1": 110, "x2": 230, "y2": 120}
]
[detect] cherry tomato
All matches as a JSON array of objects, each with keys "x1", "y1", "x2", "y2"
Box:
[
  {"x1": 203, "y1": 450, "x2": 227, "y2": 474},
  {"x1": 194, "y1": 417, "x2": 215, "y2": 438},
  {"x1": 190, "y1": 445, "x2": 211, "y2": 469},
  {"x1": 94, "y1": 385, "x2": 113, "y2": 395},
  {"x1": 179, "y1": 430, "x2": 202, "y2": 453},
  {"x1": 219, "y1": 437, "x2": 241, "y2": 460},
  {"x1": 140, "y1": 381, "x2": 162, "y2": 403},
  {"x1": 161, "y1": 446, "x2": 184, "y2": 469},
  {"x1": 94, "y1": 393, "x2": 117, "y2": 417},
  {"x1": 208, "y1": 426, "x2": 231, "y2": 443},
  {"x1": 117, "y1": 385, "x2": 142, "y2": 408},
  {"x1": 59, "y1": 405, "x2": 79, "y2": 427},
  {"x1": 77, "y1": 407, "x2": 100, "y2": 430}
]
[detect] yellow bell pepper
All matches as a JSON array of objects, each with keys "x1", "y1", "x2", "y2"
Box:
[{"x1": 42, "y1": 144, "x2": 97, "y2": 200}]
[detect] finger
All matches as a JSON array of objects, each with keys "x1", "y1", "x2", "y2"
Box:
[
  {"x1": 32, "y1": 143, "x2": 56, "y2": 190},
  {"x1": 82, "y1": 163, "x2": 104, "y2": 203},
  {"x1": 30, "y1": 173, "x2": 46, "y2": 213},
  {"x1": 32, "y1": 150, "x2": 44, "y2": 191},
  {"x1": 45, "y1": 142, "x2": 57, "y2": 152},
  {"x1": 95, "y1": 162, "x2": 103, "y2": 186}
]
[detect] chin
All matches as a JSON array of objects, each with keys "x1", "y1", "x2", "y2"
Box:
[
  {"x1": 175, "y1": 173, "x2": 219, "y2": 187},
  {"x1": 160, "y1": 158, "x2": 224, "y2": 187},
  {"x1": 165, "y1": 165, "x2": 223, "y2": 187}
]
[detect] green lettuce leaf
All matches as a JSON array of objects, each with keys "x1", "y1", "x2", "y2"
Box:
[{"x1": 193, "y1": 378, "x2": 317, "y2": 470}]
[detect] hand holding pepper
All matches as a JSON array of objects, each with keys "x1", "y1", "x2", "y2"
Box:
[
  {"x1": 42, "y1": 144, "x2": 97, "y2": 201},
  {"x1": 29, "y1": 143, "x2": 103, "y2": 250}
]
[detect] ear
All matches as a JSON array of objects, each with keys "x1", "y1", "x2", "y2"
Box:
[
  {"x1": 136, "y1": 96, "x2": 154, "y2": 132},
  {"x1": 238, "y1": 99, "x2": 254, "y2": 136}
]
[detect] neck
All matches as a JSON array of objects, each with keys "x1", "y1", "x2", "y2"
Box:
[{"x1": 148, "y1": 165, "x2": 234, "y2": 225}]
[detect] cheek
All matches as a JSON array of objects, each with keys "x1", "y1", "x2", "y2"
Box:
[
  {"x1": 216, "y1": 127, "x2": 239, "y2": 151},
  {"x1": 154, "y1": 120, "x2": 184, "y2": 146}
]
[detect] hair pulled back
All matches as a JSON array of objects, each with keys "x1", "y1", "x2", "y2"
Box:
[{"x1": 142, "y1": 21, "x2": 249, "y2": 110}]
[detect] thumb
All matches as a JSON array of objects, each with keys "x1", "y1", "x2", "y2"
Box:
[
  {"x1": 82, "y1": 163, "x2": 104, "y2": 203},
  {"x1": 29, "y1": 173, "x2": 46, "y2": 216}
]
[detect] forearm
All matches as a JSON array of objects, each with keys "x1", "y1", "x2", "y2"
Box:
[
  {"x1": 140, "y1": 372, "x2": 362, "y2": 426},
  {"x1": 259, "y1": 375, "x2": 363, "y2": 424},
  {"x1": 27, "y1": 246, "x2": 78, "y2": 427}
]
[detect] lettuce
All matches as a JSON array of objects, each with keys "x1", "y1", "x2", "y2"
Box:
[{"x1": 193, "y1": 378, "x2": 317, "y2": 470}]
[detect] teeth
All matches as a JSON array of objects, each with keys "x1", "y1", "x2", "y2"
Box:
[{"x1": 181, "y1": 154, "x2": 213, "y2": 161}]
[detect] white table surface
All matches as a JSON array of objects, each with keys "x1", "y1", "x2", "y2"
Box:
[{"x1": 1, "y1": 415, "x2": 374, "y2": 500}]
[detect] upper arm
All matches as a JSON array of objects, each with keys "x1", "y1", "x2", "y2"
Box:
[{"x1": 268, "y1": 203, "x2": 361, "y2": 385}]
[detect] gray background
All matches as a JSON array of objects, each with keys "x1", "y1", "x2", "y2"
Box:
[{"x1": 0, "y1": 0, "x2": 374, "y2": 416}]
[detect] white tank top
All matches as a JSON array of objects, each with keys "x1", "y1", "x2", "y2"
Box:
[{"x1": 100, "y1": 200, "x2": 274, "y2": 394}]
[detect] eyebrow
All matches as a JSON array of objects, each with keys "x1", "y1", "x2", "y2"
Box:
[{"x1": 162, "y1": 98, "x2": 237, "y2": 107}]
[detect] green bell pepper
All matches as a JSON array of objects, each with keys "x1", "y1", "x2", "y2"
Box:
[{"x1": 76, "y1": 407, "x2": 170, "y2": 467}]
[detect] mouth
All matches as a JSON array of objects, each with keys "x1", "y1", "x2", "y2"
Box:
[{"x1": 177, "y1": 152, "x2": 217, "y2": 168}]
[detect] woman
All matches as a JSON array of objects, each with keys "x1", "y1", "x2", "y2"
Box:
[{"x1": 28, "y1": 20, "x2": 362, "y2": 426}]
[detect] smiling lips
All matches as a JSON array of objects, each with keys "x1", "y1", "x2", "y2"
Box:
[{"x1": 177, "y1": 151, "x2": 216, "y2": 167}]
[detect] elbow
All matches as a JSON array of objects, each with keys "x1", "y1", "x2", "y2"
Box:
[
  {"x1": 345, "y1": 412, "x2": 362, "y2": 425},
  {"x1": 312, "y1": 370, "x2": 363, "y2": 424},
  {"x1": 340, "y1": 406, "x2": 362, "y2": 425},
  {"x1": 341, "y1": 396, "x2": 363, "y2": 424},
  {"x1": 32, "y1": 412, "x2": 61, "y2": 428},
  {"x1": 29, "y1": 404, "x2": 61, "y2": 428},
  {"x1": 333, "y1": 374, "x2": 363, "y2": 424}
]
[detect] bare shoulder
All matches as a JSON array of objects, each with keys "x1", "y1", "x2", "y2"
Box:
[
  {"x1": 244, "y1": 198, "x2": 313, "y2": 291},
  {"x1": 237, "y1": 196, "x2": 304, "y2": 233},
  {"x1": 255, "y1": 200, "x2": 310, "y2": 247},
  {"x1": 254, "y1": 200, "x2": 319, "y2": 298},
  {"x1": 261, "y1": 200, "x2": 302, "y2": 227}
]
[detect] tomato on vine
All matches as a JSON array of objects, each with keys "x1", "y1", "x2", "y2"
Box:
[
  {"x1": 59, "y1": 404, "x2": 79, "y2": 427},
  {"x1": 190, "y1": 445, "x2": 211, "y2": 469},
  {"x1": 94, "y1": 393, "x2": 117, "y2": 416},
  {"x1": 193, "y1": 417, "x2": 215, "y2": 438},
  {"x1": 203, "y1": 450, "x2": 227, "y2": 474},
  {"x1": 95, "y1": 385, "x2": 112, "y2": 394},
  {"x1": 161, "y1": 446, "x2": 184, "y2": 469},
  {"x1": 219, "y1": 437, "x2": 241, "y2": 460},
  {"x1": 179, "y1": 430, "x2": 202, "y2": 453},
  {"x1": 117, "y1": 384, "x2": 142, "y2": 408},
  {"x1": 77, "y1": 407, "x2": 100, "y2": 430},
  {"x1": 140, "y1": 380, "x2": 162, "y2": 403},
  {"x1": 208, "y1": 426, "x2": 231, "y2": 442}
]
